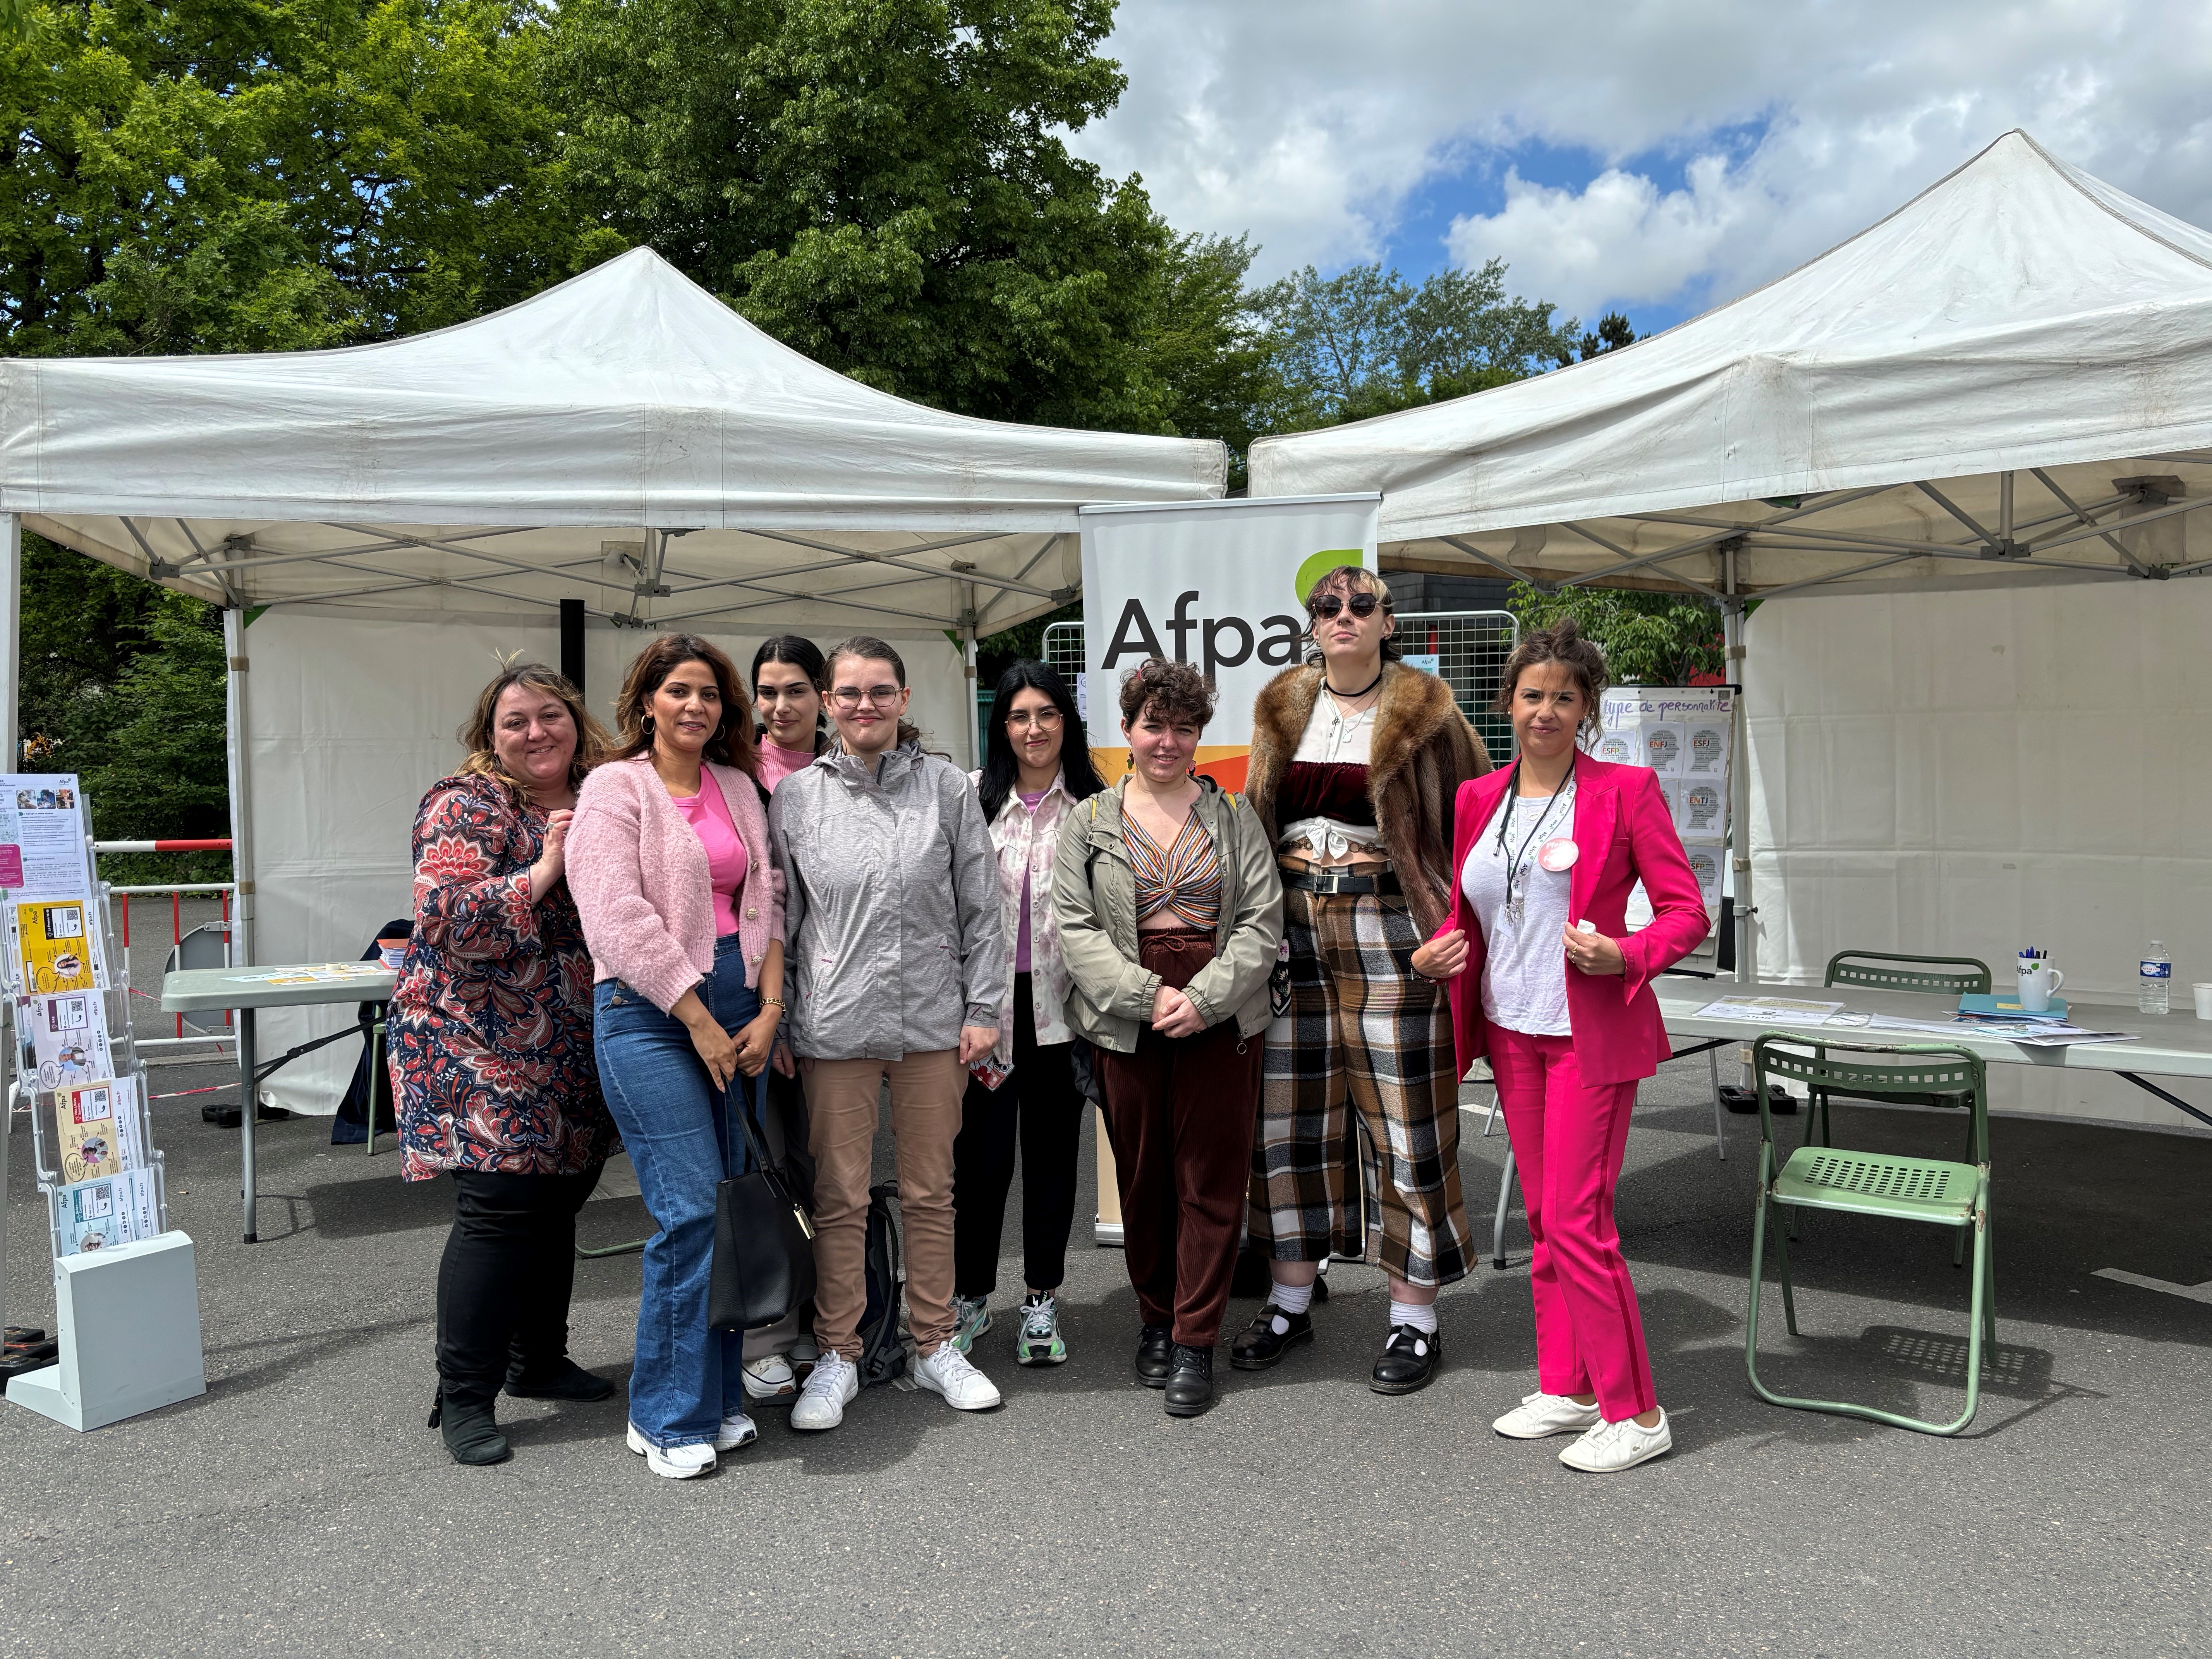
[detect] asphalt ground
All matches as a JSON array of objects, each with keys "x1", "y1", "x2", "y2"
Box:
[{"x1": 3, "y1": 922, "x2": 2210, "y2": 1657}]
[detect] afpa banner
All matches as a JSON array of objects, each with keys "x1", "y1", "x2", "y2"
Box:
[{"x1": 1077, "y1": 494, "x2": 1382, "y2": 790}]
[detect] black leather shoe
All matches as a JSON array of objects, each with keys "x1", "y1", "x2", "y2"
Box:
[
  {"x1": 1369, "y1": 1323, "x2": 1442, "y2": 1395},
  {"x1": 1230, "y1": 1304, "x2": 1314, "y2": 1371},
  {"x1": 506, "y1": 1359, "x2": 617, "y2": 1403},
  {"x1": 1163, "y1": 1345, "x2": 1215, "y2": 1418},
  {"x1": 1133, "y1": 1325, "x2": 1174, "y2": 1388},
  {"x1": 430, "y1": 1389, "x2": 512, "y2": 1466}
]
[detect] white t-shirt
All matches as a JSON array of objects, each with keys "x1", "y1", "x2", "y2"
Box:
[{"x1": 1460, "y1": 787, "x2": 1577, "y2": 1036}]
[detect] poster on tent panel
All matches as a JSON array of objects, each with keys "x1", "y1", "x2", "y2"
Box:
[
  {"x1": 1077, "y1": 496, "x2": 1382, "y2": 788},
  {"x1": 1595, "y1": 687, "x2": 1731, "y2": 938}
]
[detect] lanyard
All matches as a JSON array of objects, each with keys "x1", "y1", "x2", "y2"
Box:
[{"x1": 1494, "y1": 760, "x2": 1575, "y2": 916}]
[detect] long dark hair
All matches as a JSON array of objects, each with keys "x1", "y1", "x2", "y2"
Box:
[
  {"x1": 612, "y1": 634, "x2": 757, "y2": 773},
  {"x1": 750, "y1": 634, "x2": 830, "y2": 756},
  {"x1": 978, "y1": 660, "x2": 1101, "y2": 821}
]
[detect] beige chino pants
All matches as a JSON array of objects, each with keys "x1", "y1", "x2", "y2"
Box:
[{"x1": 802, "y1": 1050, "x2": 965, "y2": 1359}]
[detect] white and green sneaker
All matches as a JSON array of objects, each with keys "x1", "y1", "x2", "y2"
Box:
[
  {"x1": 1014, "y1": 1292, "x2": 1067, "y2": 1367},
  {"x1": 949, "y1": 1294, "x2": 993, "y2": 1355}
]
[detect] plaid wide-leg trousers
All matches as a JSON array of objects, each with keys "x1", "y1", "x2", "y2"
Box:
[{"x1": 1247, "y1": 886, "x2": 1476, "y2": 1288}]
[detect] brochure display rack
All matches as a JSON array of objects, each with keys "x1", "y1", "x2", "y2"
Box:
[{"x1": 3, "y1": 773, "x2": 206, "y2": 1430}]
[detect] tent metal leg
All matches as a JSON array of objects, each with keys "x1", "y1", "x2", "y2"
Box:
[
  {"x1": 1492, "y1": 1144, "x2": 1516, "y2": 1269},
  {"x1": 0, "y1": 511, "x2": 17, "y2": 1333}
]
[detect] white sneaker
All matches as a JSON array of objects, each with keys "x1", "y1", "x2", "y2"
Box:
[
  {"x1": 1559, "y1": 1409, "x2": 1673, "y2": 1472},
  {"x1": 913, "y1": 1343, "x2": 1003, "y2": 1412},
  {"x1": 741, "y1": 1354, "x2": 797, "y2": 1406},
  {"x1": 1492, "y1": 1391, "x2": 1604, "y2": 1440},
  {"x1": 626, "y1": 1422, "x2": 716, "y2": 1479},
  {"x1": 714, "y1": 1411, "x2": 759, "y2": 1453},
  {"x1": 791, "y1": 1350, "x2": 859, "y2": 1432}
]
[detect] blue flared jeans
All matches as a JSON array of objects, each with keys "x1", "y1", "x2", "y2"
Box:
[{"x1": 594, "y1": 935, "x2": 763, "y2": 1449}]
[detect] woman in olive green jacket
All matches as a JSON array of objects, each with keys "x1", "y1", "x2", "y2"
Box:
[{"x1": 1051, "y1": 659, "x2": 1284, "y2": 1417}]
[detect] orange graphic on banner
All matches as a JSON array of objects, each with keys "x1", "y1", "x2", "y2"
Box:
[{"x1": 1085, "y1": 744, "x2": 1250, "y2": 793}]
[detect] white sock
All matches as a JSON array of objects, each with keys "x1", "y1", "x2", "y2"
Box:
[
  {"x1": 1390, "y1": 1298, "x2": 1438, "y2": 1334},
  {"x1": 1269, "y1": 1280, "x2": 1315, "y2": 1331}
]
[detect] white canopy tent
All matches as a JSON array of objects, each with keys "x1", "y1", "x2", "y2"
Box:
[
  {"x1": 1250, "y1": 130, "x2": 2212, "y2": 1127},
  {"x1": 0, "y1": 246, "x2": 1226, "y2": 1111}
]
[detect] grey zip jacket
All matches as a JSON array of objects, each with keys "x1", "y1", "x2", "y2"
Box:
[
  {"x1": 1052, "y1": 776, "x2": 1285, "y2": 1054},
  {"x1": 769, "y1": 739, "x2": 1006, "y2": 1060}
]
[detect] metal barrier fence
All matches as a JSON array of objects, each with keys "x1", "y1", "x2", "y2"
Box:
[
  {"x1": 1041, "y1": 612, "x2": 1517, "y2": 758},
  {"x1": 95, "y1": 840, "x2": 237, "y2": 1054}
]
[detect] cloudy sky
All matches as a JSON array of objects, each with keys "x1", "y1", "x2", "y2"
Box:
[{"x1": 1066, "y1": 0, "x2": 2212, "y2": 334}]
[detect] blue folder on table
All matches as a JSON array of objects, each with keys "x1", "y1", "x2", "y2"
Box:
[{"x1": 1958, "y1": 992, "x2": 2068, "y2": 1022}]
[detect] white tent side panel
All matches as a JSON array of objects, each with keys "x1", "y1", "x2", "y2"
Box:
[
  {"x1": 243, "y1": 606, "x2": 974, "y2": 1115},
  {"x1": 1744, "y1": 580, "x2": 2212, "y2": 1128}
]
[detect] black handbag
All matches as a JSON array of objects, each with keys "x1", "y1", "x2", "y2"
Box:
[{"x1": 708, "y1": 1070, "x2": 817, "y2": 1333}]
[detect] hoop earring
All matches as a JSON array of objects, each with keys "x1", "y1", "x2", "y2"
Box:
[{"x1": 642, "y1": 716, "x2": 655, "y2": 737}]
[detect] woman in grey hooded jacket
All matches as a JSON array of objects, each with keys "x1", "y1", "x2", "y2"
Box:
[{"x1": 768, "y1": 636, "x2": 1008, "y2": 1432}]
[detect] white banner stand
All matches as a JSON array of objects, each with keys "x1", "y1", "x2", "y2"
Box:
[{"x1": 9, "y1": 1232, "x2": 205, "y2": 1429}]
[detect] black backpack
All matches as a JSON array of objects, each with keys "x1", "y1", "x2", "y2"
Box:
[{"x1": 855, "y1": 1180, "x2": 908, "y2": 1387}]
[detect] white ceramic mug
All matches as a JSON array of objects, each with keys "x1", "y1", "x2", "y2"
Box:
[{"x1": 2018, "y1": 964, "x2": 2064, "y2": 1012}]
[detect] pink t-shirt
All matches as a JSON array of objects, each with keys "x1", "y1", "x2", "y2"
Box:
[
  {"x1": 757, "y1": 740, "x2": 817, "y2": 792},
  {"x1": 672, "y1": 780, "x2": 750, "y2": 936}
]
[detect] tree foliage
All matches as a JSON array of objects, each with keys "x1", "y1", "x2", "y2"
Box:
[{"x1": 1507, "y1": 580, "x2": 1727, "y2": 687}]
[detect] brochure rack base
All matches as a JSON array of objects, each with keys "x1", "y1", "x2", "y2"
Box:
[{"x1": 8, "y1": 1231, "x2": 207, "y2": 1431}]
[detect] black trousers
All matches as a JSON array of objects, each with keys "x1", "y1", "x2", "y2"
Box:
[
  {"x1": 435, "y1": 1166, "x2": 603, "y2": 1408},
  {"x1": 952, "y1": 974, "x2": 1084, "y2": 1297}
]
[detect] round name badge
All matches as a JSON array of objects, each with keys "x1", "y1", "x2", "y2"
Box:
[{"x1": 1537, "y1": 837, "x2": 1579, "y2": 872}]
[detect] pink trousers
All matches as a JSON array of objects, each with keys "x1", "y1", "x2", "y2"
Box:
[{"x1": 1490, "y1": 1025, "x2": 1656, "y2": 1422}]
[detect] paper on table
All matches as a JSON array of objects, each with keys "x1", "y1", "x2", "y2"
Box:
[
  {"x1": 222, "y1": 962, "x2": 386, "y2": 985},
  {"x1": 1697, "y1": 995, "x2": 1848, "y2": 1024},
  {"x1": 1850, "y1": 1010, "x2": 2138, "y2": 1046}
]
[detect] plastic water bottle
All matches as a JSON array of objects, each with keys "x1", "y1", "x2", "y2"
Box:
[{"x1": 2139, "y1": 940, "x2": 2171, "y2": 1015}]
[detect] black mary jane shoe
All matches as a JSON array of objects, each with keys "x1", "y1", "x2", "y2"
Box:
[
  {"x1": 1163, "y1": 1346, "x2": 1216, "y2": 1419},
  {"x1": 1230, "y1": 1304, "x2": 1314, "y2": 1372},
  {"x1": 1368, "y1": 1323, "x2": 1442, "y2": 1396},
  {"x1": 430, "y1": 1388, "x2": 512, "y2": 1466},
  {"x1": 1133, "y1": 1325, "x2": 1175, "y2": 1389},
  {"x1": 505, "y1": 1359, "x2": 617, "y2": 1403}
]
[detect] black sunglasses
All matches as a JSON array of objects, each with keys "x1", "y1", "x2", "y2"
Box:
[{"x1": 1310, "y1": 592, "x2": 1382, "y2": 620}]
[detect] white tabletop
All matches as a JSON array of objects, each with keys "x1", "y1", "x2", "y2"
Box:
[
  {"x1": 161, "y1": 962, "x2": 397, "y2": 1013},
  {"x1": 1656, "y1": 979, "x2": 2212, "y2": 1081}
]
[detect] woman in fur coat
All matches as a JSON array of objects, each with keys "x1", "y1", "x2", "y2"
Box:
[{"x1": 1233, "y1": 567, "x2": 1491, "y2": 1395}]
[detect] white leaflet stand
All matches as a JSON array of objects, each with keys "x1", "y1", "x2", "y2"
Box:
[{"x1": 8, "y1": 1231, "x2": 206, "y2": 1430}]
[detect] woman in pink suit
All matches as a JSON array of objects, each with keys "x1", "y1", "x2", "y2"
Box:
[{"x1": 1411, "y1": 618, "x2": 1707, "y2": 1473}]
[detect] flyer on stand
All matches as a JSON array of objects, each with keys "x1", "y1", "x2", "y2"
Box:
[
  {"x1": 0, "y1": 773, "x2": 93, "y2": 899},
  {"x1": 52, "y1": 1077, "x2": 144, "y2": 1184},
  {"x1": 26, "y1": 988, "x2": 116, "y2": 1091},
  {"x1": 56, "y1": 1167, "x2": 159, "y2": 1256},
  {"x1": 13, "y1": 895, "x2": 104, "y2": 993}
]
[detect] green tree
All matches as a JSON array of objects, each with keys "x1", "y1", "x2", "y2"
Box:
[
  {"x1": 76, "y1": 596, "x2": 233, "y2": 879},
  {"x1": 546, "y1": 0, "x2": 1180, "y2": 430},
  {"x1": 1254, "y1": 256, "x2": 1582, "y2": 428},
  {"x1": 1507, "y1": 580, "x2": 1727, "y2": 687},
  {"x1": 2, "y1": 0, "x2": 587, "y2": 358}
]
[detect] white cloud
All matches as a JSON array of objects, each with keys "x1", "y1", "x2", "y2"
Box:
[{"x1": 1068, "y1": 0, "x2": 2212, "y2": 319}]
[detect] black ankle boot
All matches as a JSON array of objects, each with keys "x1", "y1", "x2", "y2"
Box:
[
  {"x1": 1230, "y1": 1303, "x2": 1314, "y2": 1371},
  {"x1": 430, "y1": 1388, "x2": 512, "y2": 1466},
  {"x1": 505, "y1": 1358, "x2": 616, "y2": 1402},
  {"x1": 1133, "y1": 1325, "x2": 1174, "y2": 1389},
  {"x1": 1163, "y1": 1345, "x2": 1215, "y2": 1418}
]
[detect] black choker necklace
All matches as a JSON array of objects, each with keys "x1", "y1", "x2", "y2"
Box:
[{"x1": 1325, "y1": 668, "x2": 1384, "y2": 701}]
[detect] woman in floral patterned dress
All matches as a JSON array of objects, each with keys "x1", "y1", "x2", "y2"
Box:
[{"x1": 392, "y1": 661, "x2": 618, "y2": 1467}]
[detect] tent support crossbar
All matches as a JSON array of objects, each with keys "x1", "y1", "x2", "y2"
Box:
[
  {"x1": 745, "y1": 527, "x2": 1062, "y2": 604},
  {"x1": 2029, "y1": 468, "x2": 2154, "y2": 575},
  {"x1": 1561, "y1": 521, "x2": 1720, "y2": 597},
  {"x1": 2027, "y1": 491, "x2": 2212, "y2": 556},
  {"x1": 1437, "y1": 534, "x2": 1543, "y2": 586}
]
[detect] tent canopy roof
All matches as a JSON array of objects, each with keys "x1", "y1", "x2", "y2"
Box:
[
  {"x1": 1248, "y1": 131, "x2": 2212, "y2": 601},
  {"x1": 0, "y1": 247, "x2": 1225, "y2": 634}
]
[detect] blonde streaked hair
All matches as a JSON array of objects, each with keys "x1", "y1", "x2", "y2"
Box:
[{"x1": 457, "y1": 659, "x2": 611, "y2": 800}]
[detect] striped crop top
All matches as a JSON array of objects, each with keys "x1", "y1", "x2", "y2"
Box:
[{"x1": 1125, "y1": 811, "x2": 1224, "y2": 931}]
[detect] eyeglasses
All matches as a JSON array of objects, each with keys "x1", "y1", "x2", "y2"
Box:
[
  {"x1": 1004, "y1": 708, "x2": 1063, "y2": 730},
  {"x1": 1310, "y1": 592, "x2": 1382, "y2": 621},
  {"x1": 830, "y1": 686, "x2": 904, "y2": 709},
  {"x1": 753, "y1": 684, "x2": 816, "y2": 703}
]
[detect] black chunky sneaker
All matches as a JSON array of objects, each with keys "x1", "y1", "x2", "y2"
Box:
[{"x1": 1368, "y1": 1323, "x2": 1442, "y2": 1396}]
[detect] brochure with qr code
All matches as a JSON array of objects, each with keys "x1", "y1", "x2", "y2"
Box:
[
  {"x1": 56, "y1": 1168, "x2": 159, "y2": 1256},
  {"x1": 52, "y1": 1077, "x2": 144, "y2": 1185},
  {"x1": 26, "y1": 989, "x2": 116, "y2": 1092}
]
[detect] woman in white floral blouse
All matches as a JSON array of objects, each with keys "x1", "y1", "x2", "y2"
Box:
[{"x1": 948, "y1": 661, "x2": 1105, "y2": 1366}]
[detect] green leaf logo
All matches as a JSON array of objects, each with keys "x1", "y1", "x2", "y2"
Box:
[{"x1": 1293, "y1": 549, "x2": 1365, "y2": 606}]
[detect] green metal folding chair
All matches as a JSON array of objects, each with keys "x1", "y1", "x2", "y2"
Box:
[{"x1": 1745, "y1": 1035, "x2": 1995, "y2": 1436}]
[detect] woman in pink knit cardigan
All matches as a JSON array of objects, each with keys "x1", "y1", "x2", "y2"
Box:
[{"x1": 567, "y1": 634, "x2": 787, "y2": 1481}]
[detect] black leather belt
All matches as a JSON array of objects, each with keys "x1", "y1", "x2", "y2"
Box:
[{"x1": 1282, "y1": 866, "x2": 1400, "y2": 896}]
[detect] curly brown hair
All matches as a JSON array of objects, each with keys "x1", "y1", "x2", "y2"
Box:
[
  {"x1": 1118, "y1": 657, "x2": 1216, "y2": 730},
  {"x1": 457, "y1": 661, "x2": 612, "y2": 802},
  {"x1": 1494, "y1": 615, "x2": 1609, "y2": 737},
  {"x1": 612, "y1": 634, "x2": 757, "y2": 773}
]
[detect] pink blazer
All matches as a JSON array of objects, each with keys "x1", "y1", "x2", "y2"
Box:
[
  {"x1": 567, "y1": 754, "x2": 786, "y2": 1012},
  {"x1": 1438, "y1": 752, "x2": 1708, "y2": 1087}
]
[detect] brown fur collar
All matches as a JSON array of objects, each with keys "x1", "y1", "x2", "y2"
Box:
[{"x1": 1248, "y1": 661, "x2": 1465, "y2": 835}]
